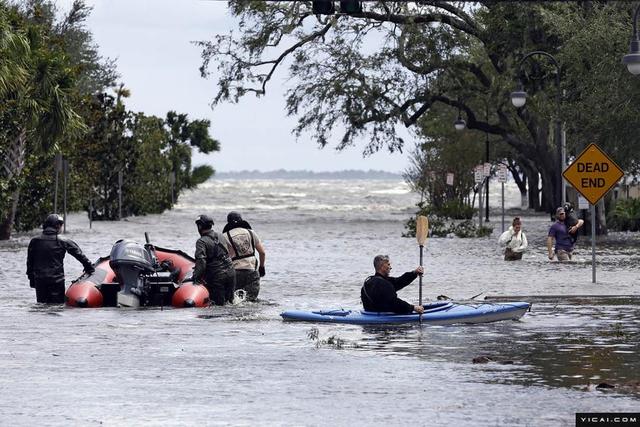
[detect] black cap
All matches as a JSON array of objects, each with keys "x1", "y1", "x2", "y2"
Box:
[
  {"x1": 43, "y1": 213, "x2": 64, "y2": 228},
  {"x1": 195, "y1": 214, "x2": 214, "y2": 228},
  {"x1": 227, "y1": 211, "x2": 242, "y2": 223}
]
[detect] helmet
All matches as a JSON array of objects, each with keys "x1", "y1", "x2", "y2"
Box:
[
  {"x1": 195, "y1": 214, "x2": 214, "y2": 228},
  {"x1": 43, "y1": 213, "x2": 64, "y2": 229},
  {"x1": 227, "y1": 211, "x2": 242, "y2": 223}
]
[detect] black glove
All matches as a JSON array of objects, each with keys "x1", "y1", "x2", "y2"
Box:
[{"x1": 258, "y1": 265, "x2": 266, "y2": 277}]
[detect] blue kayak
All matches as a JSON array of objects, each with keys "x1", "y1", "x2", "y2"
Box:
[{"x1": 280, "y1": 301, "x2": 531, "y2": 325}]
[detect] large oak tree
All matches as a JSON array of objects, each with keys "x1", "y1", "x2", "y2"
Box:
[{"x1": 198, "y1": 1, "x2": 640, "y2": 214}]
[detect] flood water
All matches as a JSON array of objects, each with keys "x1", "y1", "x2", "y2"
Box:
[{"x1": 1, "y1": 178, "x2": 638, "y2": 426}]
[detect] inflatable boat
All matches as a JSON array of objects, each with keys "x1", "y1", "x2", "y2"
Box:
[
  {"x1": 66, "y1": 234, "x2": 209, "y2": 308},
  {"x1": 280, "y1": 301, "x2": 531, "y2": 325}
]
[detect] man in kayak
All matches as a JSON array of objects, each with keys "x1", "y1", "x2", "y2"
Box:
[
  {"x1": 193, "y1": 214, "x2": 236, "y2": 305},
  {"x1": 361, "y1": 255, "x2": 425, "y2": 314},
  {"x1": 26, "y1": 214, "x2": 95, "y2": 303},
  {"x1": 222, "y1": 211, "x2": 266, "y2": 302}
]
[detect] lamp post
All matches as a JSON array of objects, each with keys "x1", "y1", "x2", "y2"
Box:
[
  {"x1": 622, "y1": 5, "x2": 640, "y2": 75},
  {"x1": 511, "y1": 51, "x2": 564, "y2": 212},
  {"x1": 483, "y1": 103, "x2": 490, "y2": 222},
  {"x1": 453, "y1": 104, "x2": 490, "y2": 221}
]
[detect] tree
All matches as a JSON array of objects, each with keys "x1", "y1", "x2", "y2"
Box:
[
  {"x1": 0, "y1": 1, "x2": 85, "y2": 239},
  {"x1": 164, "y1": 111, "x2": 220, "y2": 190},
  {"x1": 404, "y1": 104, "x2": 483, "y2": 218},
  {"x1": 198, "y1": 1, "x2": 640, "y2": 218}
]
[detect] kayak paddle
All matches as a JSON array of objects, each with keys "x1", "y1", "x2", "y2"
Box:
[{"x1": 415, "y1": 215, "x2": 429, "y2": 322}]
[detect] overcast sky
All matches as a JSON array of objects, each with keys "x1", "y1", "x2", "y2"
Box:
[{"x1": 57, "y1": 0, "x2": 413, "y2": 173}]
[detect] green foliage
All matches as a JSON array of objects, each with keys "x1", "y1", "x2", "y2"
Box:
[
  {"x1": 403, "y1": 202, "x2": 493, "y2": 239},
  {"x1": 68, "y1": 96, "x2": 220, "y2": 221},
  {"x1": 190, "y1": 165, "x2": 215, "y2": 186},
  {"x1": 0, "y1": 1, "x2": 222, "y2": 235},
  {"x1": 607, "y1": 198, "x2": 640, "y2": 232},
  {"x1": 13, "y1": 153, "x2": 56, "y2": 232}
]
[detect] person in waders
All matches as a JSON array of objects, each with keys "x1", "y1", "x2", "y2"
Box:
[
  {"x1": 192, "y1": 215, "x2": 236, "y2": 305},
  {"x1": 498, "y1": 217, "x2": 528, "y2": 261},
  {"x1": 26, "y1": 214, "x2": 95, "y2": 303},
  {"x1": 222, "y1": 211, "x2": 266, "y2": 302}
]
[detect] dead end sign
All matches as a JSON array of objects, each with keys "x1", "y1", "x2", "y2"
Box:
[{"x1": 563, "y1": 143, "x2": 624, "y2": 206}]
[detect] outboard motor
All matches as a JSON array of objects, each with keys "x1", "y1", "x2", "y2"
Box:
[{"x1": 109, "y1": 239, "x2": 155, "y2": 307}]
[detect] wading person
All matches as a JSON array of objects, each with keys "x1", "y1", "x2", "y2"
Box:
[
  {"x1": 222, "y1": 211, "x2": 266, "y2": 302},
  {"x1": 547, "y1": 207, "x2": 579, "y2": 262},
  {"x1": 193, "y1": 214, "x2": 236, "y2": 305},
  {"x1": 26, "y1": 214, "x2": 95, "y2": 303},
  {"x1": 498, "y1": 217, "x2": 528, "y2": 261},
  {"x1": 361, "y1": 254, "x2": 424, "y2": 314}
]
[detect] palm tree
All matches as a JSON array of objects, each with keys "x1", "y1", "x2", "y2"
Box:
[{"x1": 0, "y1": 4, "x2": 84, "y2": 239}]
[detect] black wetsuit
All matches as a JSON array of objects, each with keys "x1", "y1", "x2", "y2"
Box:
[
  {"x1": 26, "y1": 227, "x2": 94, "y2": 303},
  {"x1": 361, "y1": 271, "x2": 419, "y2": 314},
  {"x1": 193, "y1": 230, "x2": 236, "y2": 305},
  {"x1": 565, "y1": 211, "x2": 579, "y2": 244}
]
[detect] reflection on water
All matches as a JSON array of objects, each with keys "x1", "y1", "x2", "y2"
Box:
[
  {"x1": 302, "y1": 301, "x2": 640, "y2": 394},
  {"x1": 1, "y1": 179, "x2": 639, "y2": 425}
]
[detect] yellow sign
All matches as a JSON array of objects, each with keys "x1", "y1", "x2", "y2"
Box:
[{"x1": 563, "y1": 143, "x2": 624, "y2": 205}]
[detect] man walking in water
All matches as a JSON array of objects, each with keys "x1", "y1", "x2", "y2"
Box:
[
  {"x1": 361, "y1": 254, "x2": 424, "y2": 314},
  {"x1": 26, "y1": 214, "x2": 94, "y2": 303},
  {"x1": 547, "y1": 206, "x2": 582, "y2": 262},
  {"x1": 222, "y1": 211, "x2": 266, "y2": 302},
  {"x1": 193, "y1": 214, "x2": 236, "y2": 305}
]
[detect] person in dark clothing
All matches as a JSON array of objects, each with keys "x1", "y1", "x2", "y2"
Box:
[
  {"x1": 361, "y1": 255, "x2": 425, "y2": 314},
  {"x1": 26, "y1": 214, "x2": 95, "y2": 303},
  {"x1": 192, "y1": 214, "x2": 236, "y2": 305},
  {"x1": 563, "y1": 202, "x2": 584, "y2": 245}
]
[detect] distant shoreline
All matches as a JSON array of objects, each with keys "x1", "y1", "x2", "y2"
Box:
[{"x1": 213, "y1": 169, "x2": 403, "y2": 180}]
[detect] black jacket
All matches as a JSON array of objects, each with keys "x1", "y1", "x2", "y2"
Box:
[
  {"x1": 193, "y1": 230, "x2": 234, "y2": 283},
  {"x1": 361, "y1": 271, "x2": 418, "y2": 314},
  {"x1": 26, "y1": 227, "x2": 94, "y2": 282}
]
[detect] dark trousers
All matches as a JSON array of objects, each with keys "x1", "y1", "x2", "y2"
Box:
[
  {"x1": 206, "y1": 271, "x2": 236, "y2": 305},
  {"x1": 235, "y1": 269, "x2": 260, "y2": 302},
  {"x1": 34, "y1": 279, "x2": 66, "y2": 303},
  {"x1": 504, "y1": 248, "x2": 523, "y2": 261}
]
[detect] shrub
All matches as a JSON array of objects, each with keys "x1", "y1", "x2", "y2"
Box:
[{"x1": 607, "y1": 198, "x2": 640, "y2": 232}]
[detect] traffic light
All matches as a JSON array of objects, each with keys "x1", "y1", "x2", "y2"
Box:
[
  {"x1": 340, "y1": 0, "x2": 362, "y2": 14},
  {"x1": 312, "y1": 0, "x2": 335, "y2": 15}
]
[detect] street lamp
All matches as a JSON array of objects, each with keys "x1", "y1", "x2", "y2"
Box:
[
  {"x1": 510, "y1": 85, "x2": 527, "y2": 108},
  {"x1": 511, "y1": 50, "x2": 564, "y2": 212},
  {"x1": 622, "y1": 5, "x2": 640, "y2": 75}
]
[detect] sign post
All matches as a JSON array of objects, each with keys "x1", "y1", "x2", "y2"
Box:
[
  {"x1": 63, "y1": 159, "x2": 68, "y2": 234},
  {"x1": 562, "y1": 143, "x2": 624, "y2": 283},
  {"x1": 474, "y1": 165, "x2": 483, "y2": 228},
  {"x1": 497, "y1": 164, "x2": 508, "y2": 233}
]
